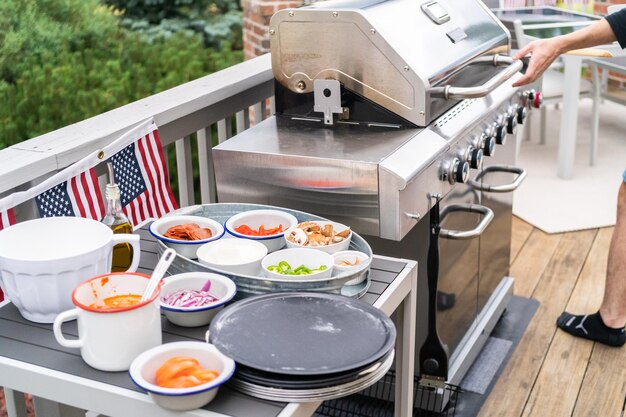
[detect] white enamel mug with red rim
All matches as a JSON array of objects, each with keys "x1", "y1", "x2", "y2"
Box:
[{"x1": 53, "y1": 272, "x2": 162, "y2": 372}]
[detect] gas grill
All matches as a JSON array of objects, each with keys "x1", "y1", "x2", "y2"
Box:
[{"x1": 213, "y1": 0, "x2": 541, "y2": 410}]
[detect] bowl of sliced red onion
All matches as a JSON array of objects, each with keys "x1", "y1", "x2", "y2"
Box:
[{"x1": 160, "y1": 272, "x2": 236, "y2": 327}]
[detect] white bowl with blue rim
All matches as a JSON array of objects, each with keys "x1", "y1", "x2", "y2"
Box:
[
  {"x1": 129, "y1": 341, "x2": 235, "y2": 411},
  {"x1": 224, "y1": 209, "x2": 298, "y2": 253},
  {"x1": 261, "y1": 248, "x2": 334, "y2": 280},
  {"x1": 332, "y1": 250, "x2": 370, "y2": 285},
  {"x1": 149, "y1": 215, "x2": 225, "y2": 259},
  {"x1": 196, "y1": 238, "x2": 268, "y2": 276},
  {"x1": 160, "y1": 272, "x2": 237, "y2": 328},
  {"x1": 284, "y1": 220, "x2": 352, "y2": 254}
]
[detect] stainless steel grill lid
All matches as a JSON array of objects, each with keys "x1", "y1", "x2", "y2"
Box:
[{"x1": 270, "y1": 0, "x2": 513, "y2": 126}]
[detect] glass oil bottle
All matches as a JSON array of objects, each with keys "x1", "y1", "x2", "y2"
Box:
[{"x1": 102, "y1": 162, "x2": 134, "y2": 272}]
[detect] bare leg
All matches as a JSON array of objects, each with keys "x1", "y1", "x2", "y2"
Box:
[
  {"x1": 556, "y1": 179, "x2": 626, "y2": 346},
  {"x1": 600, "y1": 181, "x2": 626, "y2": 328}
]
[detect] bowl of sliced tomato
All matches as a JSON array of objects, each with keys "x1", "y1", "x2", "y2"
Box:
[
  {"x1": 224, "y1": 209, "x2": 298, "y2": 253},
  {"x1": 129, "y1": 341, "x2": 235, "y2": 411}
]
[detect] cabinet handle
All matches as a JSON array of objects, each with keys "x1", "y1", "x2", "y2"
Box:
[
  {"x1": 439, "y1": 203, "x2": 494, "y2": 240},
  {"x1": 469, "y1": 165, "x2": 527, "y2": 193}
]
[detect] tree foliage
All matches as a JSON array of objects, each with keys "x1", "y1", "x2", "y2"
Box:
[
  {"x1": 0, "y1": 0, "x2": 242, "y2": 149},
  {"x1": 103, "y1": 0, "x2": 243, "y2": 49}
]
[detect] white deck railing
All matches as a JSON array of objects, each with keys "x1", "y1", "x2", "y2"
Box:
[{"x1": 0, "y1": 53, "x2": 274, "y2": 220}]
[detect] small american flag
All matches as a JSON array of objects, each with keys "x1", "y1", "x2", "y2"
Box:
[
  {"x1": 0, "y1": 208, "x2": 15, "y2": 231},
  {"x1": 35, "y1": 169, "x2": 104, "y2": 220},
  {"x1": 109, "y1": 128, "x2": 178, "y2": 226}
]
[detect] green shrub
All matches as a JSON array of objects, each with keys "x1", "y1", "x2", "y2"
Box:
[
  {"x1": 103, "y1": 0, "x2": 242, "y2": 49},
  {"x1": 0, "y1": 0, "x2": 242, "y2": 149}
]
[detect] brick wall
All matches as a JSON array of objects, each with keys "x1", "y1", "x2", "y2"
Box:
[
  {"x1": 594, "y1": 0, "x2": 626, "y2": 15},
  {"x1": 241, "y1": 0, "x2": 305, "y2": 60}
]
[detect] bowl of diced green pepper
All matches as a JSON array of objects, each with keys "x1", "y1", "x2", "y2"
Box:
[{"x1": 261, "y1": 248, "x2": 334, "y2": 279}]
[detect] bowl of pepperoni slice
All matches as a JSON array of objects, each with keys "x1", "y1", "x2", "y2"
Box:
[{"x1": 149, "y1": 215, "x2": 225, "y2": 259}]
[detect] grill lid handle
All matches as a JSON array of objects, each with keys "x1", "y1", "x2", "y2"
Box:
[
  {"x1": 430, "y1": 55, "x2": 524, "y2": 100},
  {"x1": 439, "y1": 203, "x2": 494, "y2": 240}
]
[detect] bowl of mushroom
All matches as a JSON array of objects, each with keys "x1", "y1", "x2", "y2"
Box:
[{"x1": 284, "y1": 221, "x2": 352, "y2": 254}]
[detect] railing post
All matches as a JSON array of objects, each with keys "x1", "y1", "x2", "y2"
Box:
[
  {"x1": 175, "y1": 136, "x2": 195, "y2": 207},
  {"x1": 196, "y1": 127, "x2": 217, "y2": 204},
  {"x1": 217, "y1": 118, "x2": 233, "y2": 143},
  {"x1": 236, "y1": 110, "x2": 250, "y2": 134}
]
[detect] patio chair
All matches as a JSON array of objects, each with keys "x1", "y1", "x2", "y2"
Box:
[
  {"x1": 512, "y1": 19, "x2": 593, "y2": 146},
  {"x1": 587, "y1": 4, "x2": 626, "y2": 166}
]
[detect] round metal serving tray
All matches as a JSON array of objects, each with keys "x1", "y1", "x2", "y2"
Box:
[{"x1": 155, "y1": 203, "x2": 373, "y2": 298}]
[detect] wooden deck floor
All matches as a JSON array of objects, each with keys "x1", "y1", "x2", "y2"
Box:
[{"x1": 478, "y1": 217, "x2": 626, "y2": 417}]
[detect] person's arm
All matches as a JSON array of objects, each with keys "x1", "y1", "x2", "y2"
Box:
[{"x1": 512, "y1": 17, "x2": 619, "y2": 87}]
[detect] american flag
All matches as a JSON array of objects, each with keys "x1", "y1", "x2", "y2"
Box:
[
  {"x1": 109, "y1": 128, "x2": 178, "y2": 226},
  {"x1": 35, "y1": 169, "x2": 104, "y2": 220},
  {"x1": 0, "y1": 208, "x2": 15, "y2": 302}
]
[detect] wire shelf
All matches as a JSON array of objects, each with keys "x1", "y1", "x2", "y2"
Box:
[{"x1": 315, "y1": 371, "x2": 461, "y2": 417}]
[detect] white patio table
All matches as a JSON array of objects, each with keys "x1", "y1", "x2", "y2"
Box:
[
  {"x1": 555, "y1": 44, "x2": 624, "y2": 179},
  {"x1": 0, "y1": 223, "x2": 417, "y2": 417}
]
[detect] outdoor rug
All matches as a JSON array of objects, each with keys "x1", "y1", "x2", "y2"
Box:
[
  {"x1": 513, "y1": 99, "x2": 625, "y2": 234},
  {"x1": 314, "y1": 295, "x2": 539, "y2": 417}
]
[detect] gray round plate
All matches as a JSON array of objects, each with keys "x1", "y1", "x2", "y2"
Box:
[
  {"x1": 228, "y1": 351, "x2": 395, "y2": 403},
  {"x1": 234, "y1": 349, "x2": 393, "y2": 389},
  {"x1": 209, "y1": 292, "x2": 395, "y2": 376}
]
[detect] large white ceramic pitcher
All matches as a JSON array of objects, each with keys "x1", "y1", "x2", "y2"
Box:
[{"x1": 0, "y1": 217, "x2": 140, "y2": 323}]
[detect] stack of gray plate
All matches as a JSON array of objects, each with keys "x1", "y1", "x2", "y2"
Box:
[{"x1": 208, "y1": 292, "x2": 396, "y2": 402}]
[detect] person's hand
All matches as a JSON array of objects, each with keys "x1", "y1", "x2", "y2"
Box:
[{"x1": 512, "y1": 38, "x2": 564, "y2": 87}]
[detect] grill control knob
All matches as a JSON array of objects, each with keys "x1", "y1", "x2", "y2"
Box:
[
  {"x1": 482, "y1": 134, "x2": 496, "y2": 157},
  {"x1": 456, "y1": 160, "x2": 470, "y2": 183},
  {"x1": 517, "y1": 106, "x2": 527, "y2": 124},
  {"x1": 483, "y1": 125, "x2": 495, "y2": 140},
  {"x1": 468, "y1": 146, "x2": 483, "y2": 169},
  {"x1": 507, "y1": 113, "x2": 518, "y2": 135},
  {"x1": 522, "y1": 89, "x2": 542, "y2": 109},
  {"x1": 494, "y1": 122, "x2": 507, "y2": 146},
  {"x1": 529, "y1": 91, "x2": 542, "y2": 108},
  {"x1": 442, "y1": 157, "x2": 470, "y2": 185}
]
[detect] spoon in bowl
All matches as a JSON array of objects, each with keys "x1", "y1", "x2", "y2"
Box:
[{"x1": 141, "y1": 248, "x2": 176, "y2": 302}]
